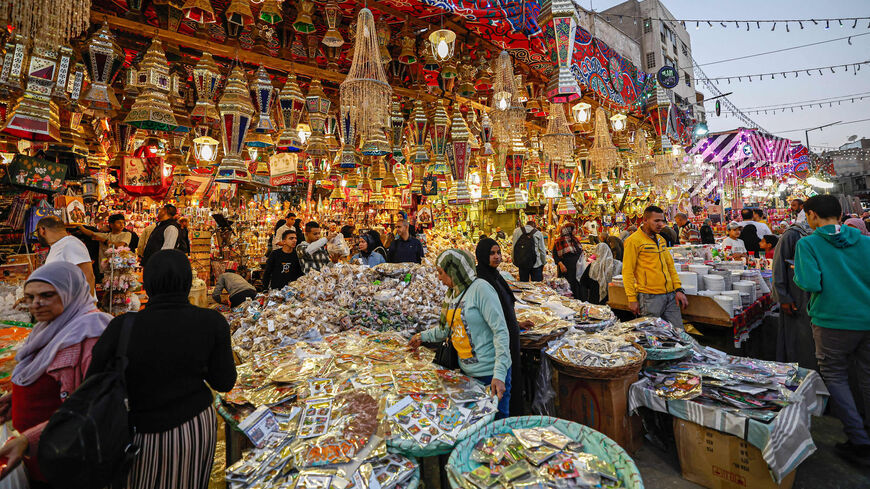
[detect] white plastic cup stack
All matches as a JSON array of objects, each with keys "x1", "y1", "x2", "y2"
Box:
[
  {"x1": 678, "y1": 272, "x2": 698, "y2": 295},
  {"x1": 710, "y1": 269, "x2": 733, "y2": 290},
  {"x1": 702, "y1": 274, "x2": 726, "y2": 292},
  {"x1": 734, "y1": 280, "x2": 757, "y2": 303},
  {"x1": 713, "y1": 295, "x2": 735, "y2": 317},
  {"x1": 689, "y1": 264, "x2": 711, "y2": 276}
]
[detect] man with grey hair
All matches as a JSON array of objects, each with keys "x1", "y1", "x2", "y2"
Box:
[
  {"x1": 387, "y1": 219, "x2": 424, "y2": 263},
  {"x1": 674, "y1": 213, "x2": 700, "y2": 245},
  {"x1": 36, "y1": 215, "x2": 96, "y2": 296}
]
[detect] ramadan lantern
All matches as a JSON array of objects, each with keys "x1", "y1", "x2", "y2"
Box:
[
  {"x1": 216, "y1": 65, "x2": 255, "y2": 182},
  {"x1": 276, "y1": 73, "x2": 306, "y2": 152},
  {"x1": 409, "y1": 99, "x2": 428, "y2": 163},
  {"x1": 251, "y1": 66, "x2": 276, "y2": 132},
  {"x1": 191, "y1": 52, "x2": 221, "y2": 123},
  {"x1": 338, "y1": 105, "x2": 358, "y2": 168},
  {"x1": 541, "y1": 0, "x2": 581, "y2": 103},
  {"x1": 124, "y1": 39, "x2": 178, "y2": 131},
  {"x1": 181, "y1": 0, "x2": 217, "y2": 23},
  {"x1": 81, "y1": 24, "x2": 125, "y2": 115},
  {"x1": 3, "y1": 43, "x2": 61, "y2": 141},
  {"x1": 389, "y1": 96, "x2": 405, "y2": 160},
  {"x1": 428, "y1": 99, "x2": 450, "y2": 175},
  {"x1": 448, "y1": 109, "x2": 472, "y2": 204}
]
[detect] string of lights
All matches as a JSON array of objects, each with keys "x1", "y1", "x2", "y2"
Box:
[
  {"x1": 692, "y1": 59, "x2": 767, "y2": 132},
  {"x1": 735, "y1": 91, "x2": 870, "y2": 110},
  {"x1": 719, "y1": 94, "x2": 870, "y2": 115},
  {"x1": 695, "y1": 32, "x2": 870, "y2": 67},
  {"x1": 698, "y1": 59, "x2": 869, "y2": 83},
  {"x1": 771, "y1": 118, "x2": 870, "y2": 134},
  {"x1": 597, "y1": 13, "x2": 870, "y2": 31}
]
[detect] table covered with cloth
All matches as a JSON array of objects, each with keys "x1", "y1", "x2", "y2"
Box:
[{"x1": 628, "y1": 369, "x2": 828, "y2": 483}]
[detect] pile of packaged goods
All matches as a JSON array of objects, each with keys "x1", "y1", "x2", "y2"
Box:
[
  {"x1": 227, "y1": 263, "x2": 447, "y2": 359},
  {"x1": 450, "y1": 425, "x2": 621, "y2": 489},
  {"x1": 545, "y1": 329, "x2": 644, "y2": 369},
  {"x1": 220, "y1": 329, "x2": 499, "y2": 488}
]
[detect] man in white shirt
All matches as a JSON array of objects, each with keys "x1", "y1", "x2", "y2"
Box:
[
  {"x1": 721, "y1": 222, "x2": 747, "y2": 258},
  {"x1": 37, "y1": 215, "x2": 96, "y2": 295},
  {"x1": 740, "y1": 208, "x2": 772, "y2": 240}
]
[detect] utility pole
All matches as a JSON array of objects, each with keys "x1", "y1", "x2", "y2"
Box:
[{"x1": 805, "y1": 121, "x2": 842, "y2": 149}]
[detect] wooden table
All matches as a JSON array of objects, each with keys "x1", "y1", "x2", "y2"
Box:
[{"x1": 607, "y1": 285, "x2": 732, "y2": 327}]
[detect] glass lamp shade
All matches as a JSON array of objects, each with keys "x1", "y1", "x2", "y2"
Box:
[
  {"x1": 428, "y1": 29, "x2": 456, "y2": 63},
  {"x1": 428, "y1": 100, "x2": 450, "y2": 175},
  {"x1": 571, "y1": 102, "x2": 591, "y2": 124},
  {"x1": 181, "y1": 0, "x2": 217, "y2": 23},
  {"x1": 322, "y1": 0, "x2": 344, "y2": 47},
  {"x1": 216, "y1": 65, "x2": 255, "y2": 180},
  {"x1": 398, "y1": 37, "x2": 417, "y2": 64},
  {"x1": 276, "y1": 74, "x2": 306, "y2": 152},
  {"x1": 304, "y1": 79, "x2": 332, "y2": 157},
  {"x1": 193, "y1": 135, "x2": 219, "y2": 163},
  {"x1": 191, "y1": 53, "x2": 221, "y2": 123},
  {"x1": 251, "y1": 66, "x2": 277, "y2": 133},
  {"x1": 542, "y1": 180, "x2": 560, "y2": 199},
  {"x1": 409, "y1": 99, "x2": 429, "y2": 163},
  {"x1": 610, "y1": 113, "x2": 627, "y2": 132},
  {"x1": 259, "y1": 0, "x2": 283, "y2": 24},
  {"x1": 80, "y1": 24, "x2": 124, "y2": 115}
]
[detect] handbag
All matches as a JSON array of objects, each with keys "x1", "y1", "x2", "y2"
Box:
[{"x1": 433, "y1": 279, "x2": 476, "y2": 370}]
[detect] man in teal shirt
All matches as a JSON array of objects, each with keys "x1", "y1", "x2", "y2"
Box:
[{"x1": 794, "y1": 194, "x2": 870, "y2": 466}]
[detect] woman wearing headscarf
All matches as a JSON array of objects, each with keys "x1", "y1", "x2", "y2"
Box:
[
  {"x1": 0, "y1": 262, "x2": 111, "y2": 487},
  {"x1": 351, "y1": 230, "x2": 388, "y2": 267},
  {"x1": 409, "y1": 249, "x2": 512, "y2": 418},
  {"x1": 844, "y1": 217, "x2": 870, "y2": 236},
  {"x1": 700, "y1": 219, "x2": 716, "y2": 244},
  {"x1": 587, "y1": 242, "x2": 620, "y2": 305},
  {"x1": 474, "y1": 238, "x2": 525, "y2": 416},
  {"x1": 86, "y1": 250, "x2": 236, "y2": 489},
  {"x1": 552, "y1": 222, "x2": 584, "y2": 300}
]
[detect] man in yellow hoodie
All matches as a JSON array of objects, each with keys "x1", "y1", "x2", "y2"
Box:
[{"x1": 622, "y1": 205, "x2": 688, "y2": 327}]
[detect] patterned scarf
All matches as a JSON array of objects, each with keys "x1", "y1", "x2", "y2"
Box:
[{"x1": 436, "y1": 249, "x2": 477, "y2": 329}]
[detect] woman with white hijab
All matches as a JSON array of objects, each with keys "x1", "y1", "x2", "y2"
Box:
[
  {"x1": 587, "y1": 242, "x2": 620, "y2": 304},
  {"x1": 0, "y1": 262, "x2": 111, "y2": 487}
]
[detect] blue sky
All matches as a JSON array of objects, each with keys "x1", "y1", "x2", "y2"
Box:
[{"x1": 582, "y1": 0, "x2": 870, "y2": 149}]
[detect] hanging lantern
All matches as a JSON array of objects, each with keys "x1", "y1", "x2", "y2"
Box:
[
  {"x1": 181, "y1": 0, "x2": 217, "y2": 23},
  {"x1": 125, "y1": 39, "x2": 178, "y2": 131},
  {"x1": 441, "y1": 59, "x2": 459, "y2": 80},
  {"x1": 480, "y1": 111, "x2": 494, "y2": 156},
  {"x1": 571, "y1": 101, "x2": 591, "y2": 124},
  {"x1": 304, "y1": 79, "x2": 331, "y2": 157},
  {"x1": 398, "y1": 36, "x2": 417, "y2": 64},
  {"x1": 250, "y1": 66, "x2": 277, "y2": 133},
  {"x1": 473, "y1": 50, "x2": 493, "y2": 91},
  {"x1": 477, "y1": 157, "x2": 493, "y2": 200},
  {"x1": 259, "y1": 0, "x2": 283, "y2": 24},
  {"x1": 389, "y1": 96, "x2": 405, "y2": 160},
  {"x1": 448, "y1": 109, "x2": 472, "y2": 204},
  {"x1": 322, "y1": 0, "x2": 344, "y2": 47},
  {"x1": 225, "y1": 0, "x2": 254, "y2": 27},
  {"x1": 3, "y1": 44, "x2": 61, "y2": 141},
  {"x1": 338, "y1": 106, "x2": 358, "y2": 168},
  {"x1": 276, "y1": 73, "x2": 306, "y2": 152},
  {"x1": 110, "y1": 121, "x2": 136, "y2": 167},
  {"x1": 409, "y1": 100, "x2": 429, "y2": 163},
  {"x1": 428, "y1": 100, "x2": 450, "y2": 175},
  {"x1": 169, "y1": 69, "x2": 193, "y2": 134},
  {"x1": 0, "y1": 35, "x2": 28, "y2": 93},
  {"x1": 52, "y1": 46, "x2": 74, "y2": 102},
  {"x1": 410, "y1": 164, "x2": 426, "y2": 194},
  {"x1": 541, "y1": 0, "x2": 581, "y2": 103},
  {"x1": 610, "y1": 112, "x2": 627, "y2": 132},
  {"x1": 428, "y1": 29, "x2": 456, "y2": 63},
  {"x1": 360, "y1": 130, "x2": 391, "y2": 157},
  {"x1": 376, "y1": 18, "x2": 392, "y2": 66},
  {"x1": 393, "y1": 162, "x2": 410, "y2": 187},
  {"x1": 191, "y1": 53, "x2": 221, "y2": 124},
  {"x1": 340, "y1": 8, "x2": 392, "y2": 154},
  {"x1": 216, "y1": 65, "x2": 255, "y2": 182},
  {"x1": 81, "y1": 24, "x2": 125, "y2": 116},
  {"x1": 293, "y1": 0, "x2": 316, "y2": 33},
  {"x1": 457, "y1": 53, "x2": 476, "y2": 97},
  {"x1": 491, "y1": 51, "x2": 517, "y2": 113},
  {"x1": 557, "y1": 195, "x2": 577, "y2": 214}
]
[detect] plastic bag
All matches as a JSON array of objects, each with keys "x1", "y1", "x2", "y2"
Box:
[
  {"x1": 327, "y1": 233, "x2": 350, "y2": 258},
  {"x1": 531, "y1": 355, "x2": 556, "y2": 416}
]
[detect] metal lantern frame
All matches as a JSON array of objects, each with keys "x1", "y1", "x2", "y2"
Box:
[{"x1": 428, "y1": 28, "x2": 457, "y2": 63}]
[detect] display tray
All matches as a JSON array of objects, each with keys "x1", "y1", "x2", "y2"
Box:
[{"x1": 446, "y1": 415, "x2": 643, "y2": 489}]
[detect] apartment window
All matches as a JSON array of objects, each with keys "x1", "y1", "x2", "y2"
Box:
[
  {"x1": 855, "y1": 177, "x2": 867, "y2": 191},
  {"x1": 646, "y1": 52, "x2": 656, "y2": 69},
  {"x1": 681, "y1": 42, "x2": 688, "y2": 57},
  {"x1": 664, "y1": 56, "x2": 674, "y2": 68},
  {"x1": 684, "y1": 72, "x2": 691, "y2": 87},
  {"x1": 643, "y1": 19, "x2": 652, "y2": 34}
]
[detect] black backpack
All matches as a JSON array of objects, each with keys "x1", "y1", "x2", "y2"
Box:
[
  {"x1": 513, "y1": 227, "x2": 538, "y2": 270},
  {"x1": 38, "y1": 314, "x2": 139, "y2": 489}
]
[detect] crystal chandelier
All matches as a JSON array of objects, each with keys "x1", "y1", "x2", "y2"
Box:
[
  {"x1": 588, "y1": 108, "x2": 618, "y2": 176},
  {"x1": 541, "y1": 103, "x2": 574, "y2": 167},
  {"x1": 340, "y1": 8, "x2": 392, "y2": 149},
  {"x1": 1, "y1": 0, "x2": 91, "y2": 47}
]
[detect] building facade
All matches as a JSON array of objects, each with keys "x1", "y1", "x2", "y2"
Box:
[
  {"x1": 600, "y1": 0, "x2": 705, "y2": 123},
  {"x1": 831, "y1": 138, "x2": 870, "y2": 199}
]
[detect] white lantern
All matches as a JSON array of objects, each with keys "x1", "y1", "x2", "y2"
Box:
[
  {"x1": 571, "y1": 102, "x2": 591, "y2": 123},
  {"x1": 610, "y1": 113, "x2": 627, "y2": 132}
]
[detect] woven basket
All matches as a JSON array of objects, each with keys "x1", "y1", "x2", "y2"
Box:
[
  {"x1": 402, "y1": 464, "x2": 421, "y2": 489},
  {"x1": 446, "y1": 416, "x2": 643, "y2": 489},
  {"x1": 520, "y1": 328, "x2": 568, "y2": 350},
  {"x1": 386, "y1": 407, "x2": 497, "y2": 458},
  {"x1": 547, "y1": 342, "x2": 647, "y2": 379}
]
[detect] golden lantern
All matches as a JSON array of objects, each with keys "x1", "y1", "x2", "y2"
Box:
[
  {"x1": 293, "y1": 0, "x2": 316, "y2": 33},
  {"x1": 2, "y1": 43, "x2": 61, "y2": 141},
  {"x1": 428, "y1": 29, "x2": 456, "y2": 62},
  {"x1": 588, "y1": 108, "x2": 619, "y2": 175},
  {"x1": 571, "y1": 101, "x2": 591, "y2": 124},
  {"x1": 124, "y1": 39, "x2": 178, "y2": 131},
  {"x1": 398, "y1": 36, "x2": 417, "y2": 64},
  {"x1": 216, "y1": 66, "x2": 256, "y2": 182},
  {"x1": 322, "y1": 0, "x2": 344, "y2": 47},
  {"x1": 259, "y1": 0, "x2": 283, "y2": 24},
  {"x1": 181, "y1": 0, "x2": 217, "y2": 23},
  {"x1": 80, "y1": 24, "x2": 125, "y2": 116},
  {"x1": 191, "y1": 53, "x2": 221, "y2": 123},
  {"x1": 225, "y1": 0, "x2": 254, "y2": 27}
]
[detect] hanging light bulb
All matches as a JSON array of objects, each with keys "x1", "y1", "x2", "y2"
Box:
[
  {"x1": 428, "y1": 28, "x2": 456, "y2": 62},
  {"x1": 571, "y1": 102, "x2": 592, "y2": 124},
  {"x1": 610, "y1": 113, "x2": 627, "y2": 132}
]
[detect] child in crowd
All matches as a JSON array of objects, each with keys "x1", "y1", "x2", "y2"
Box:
[
  {"x1": 721, "y1": 222, "x2": 747, "y2": 258},
  {"x1": 760, "y1": 234, "x2": 779, "y2": 259}
]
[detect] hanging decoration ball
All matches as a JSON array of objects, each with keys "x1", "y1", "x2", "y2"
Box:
[
  {"x1": 181, "y1": 0, "x2": 218, "y2": 23},
  {"x1": 428, "y1": 28, "x2": 457, "y2": 63}
]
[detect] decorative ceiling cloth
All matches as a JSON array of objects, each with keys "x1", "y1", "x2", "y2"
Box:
[{"x1": 689, "y1": 128, "x2": 793, "y2": 167}]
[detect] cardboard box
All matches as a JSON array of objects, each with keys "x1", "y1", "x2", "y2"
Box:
[{"x1": 673, "y1": 418, "x2": 796, "y2": 489}]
